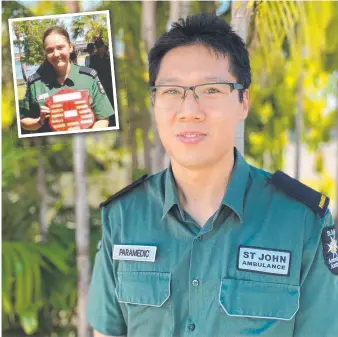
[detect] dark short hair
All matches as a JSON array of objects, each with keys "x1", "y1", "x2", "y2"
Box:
[
  {"x1": 148, "y1": 13, "x2": 251, "y2": 102},
  {"x1": 43, "y1": 26, "x2": 71, "y2": 46},
  {"x1": 94, "y1": 38, "x2": 105, "y2": 48},
  {"x1": 85, "y1": 42, "x2": 95, "y2": 53}
]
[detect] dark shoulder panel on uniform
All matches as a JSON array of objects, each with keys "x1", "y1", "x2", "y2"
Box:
[
  {"x1": 100, "y1": 174, "x2": 149, "y2": 208},
  {"x1": 270, "y1": 170, "x2": 330, "y2": 217},
  {"x1": 27, "y1": 72, "x2": 41, "y2": 85},
  {"x1": 79, "y1": 66, "x2": 97, "y2": 78}
]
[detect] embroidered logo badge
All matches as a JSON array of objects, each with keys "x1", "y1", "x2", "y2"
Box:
[
  {"x1": 237, "y1": 246, "x2": 291, "y2": 276},
  {"x1": 36, "y1": 93, "x2": 49, "y2": 101},
  {"x1": 113, "y1": 245, "x2": 157, "y2": 262},
  {"x1": 322, "y1": 226, "x2": 338, "y2": 275},
  {"x1": 97, "y1": 80, "x2": 106, "y2": 95}
]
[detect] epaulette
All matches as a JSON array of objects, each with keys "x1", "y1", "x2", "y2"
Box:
[
  {"x1": 270, "y1": 170, "x2": 330, "y2": 217},
  {"x1": 27, "y1": 72, "x2": 41, "y2": 84},
  {"x1": 100, "y1": 174, "x2": 149, "y2": 208},
  {"x1": 79, "y1": 66, "x2": 97, "y2": 78}
]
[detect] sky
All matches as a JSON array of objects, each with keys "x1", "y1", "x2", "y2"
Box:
[
  {"x1": 17, "y1": 0, "x2": 103, "y2": 12},
  {"x1": 11, "y1": 15, "x2": 89, "y2": 55}
]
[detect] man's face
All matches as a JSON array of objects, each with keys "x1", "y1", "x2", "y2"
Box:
[
  {"x1": 44, "y1": 33, "x2": 73, "y2": 70},
  {"x1": 96, "y1": 45, "x2": 105, "y2": 56},
  {"x1": 154, "y1": 44, "x2": 249, "y2": 170}
]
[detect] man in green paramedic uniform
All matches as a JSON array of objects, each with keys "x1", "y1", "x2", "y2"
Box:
[
  {"x1": 20, "y1": 62, "x2": 115, "y2": 134},
  {"x1": 86, "y1": 13, "x2": 338, "y2": 337}
]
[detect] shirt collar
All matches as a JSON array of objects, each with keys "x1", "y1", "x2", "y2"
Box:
[
  {"x1": 66, "y1": 62, "x2": 77, "y2": 84},
  {"x1": 162, "y1": 148, "x2": 250, "y2": 222},
  {"x1": 162, "y1": 165, "x2": 183, "y2": 219},
  {"x1": 221, "y1": 148, "x2": 250, "y2": 223},
  {"x1": 42, "y1": 62, "x2": 76, "y2": 85}
]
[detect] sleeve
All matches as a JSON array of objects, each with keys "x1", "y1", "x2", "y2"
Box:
[
  {"x1": 90, "y1": 76, "x2": 114, "y2": 120},
  {"x1": 294, "y1": 210, "x2": 338, "y2": 336},
  {"x1": 86, "y1": 204, "x2": 127, "y2": 336},
  {"x1": 19, "y1": 83, "x2": 33, "y2": 119}
]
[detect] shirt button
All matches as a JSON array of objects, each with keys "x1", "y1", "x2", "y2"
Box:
[
  {"x1": 192, "y1": 279, "x2": 200, "y2": 287},
  {"x1": 188, "y1": 323, "x2": 196, "y2": 331}
]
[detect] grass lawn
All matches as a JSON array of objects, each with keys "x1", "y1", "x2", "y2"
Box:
[{"x1": 17, "y1": 85, "x2": 26, "y2": 101}]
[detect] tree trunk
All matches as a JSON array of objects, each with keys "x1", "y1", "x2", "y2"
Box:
[
  {"x1": 14, "y1": 27, "x2": 27, "y2": 82},
  {"x1": 142, "y1": 119, "x2": 152, "y2": 173},
  {"x1": 231, "y1": 1, "x2": 253, "y2": 156},
  {"x1": 169, "y1": 1, "x2": 180, "y2": 25},
  {"x1": 142, "y1": 0, "x2": 166, "y2": 173},
  {"x1": 130, "y1": 118, "x2": 138, "y2": 174},
  {"x1": 37, "y1": 152, "x2": 48, "y2": 243},
  {"x1": 73, "y1": 135, "x2": 90, "y2": 337},
  {"x1": 142, "y1": 1, "x2": 156, "y2": 51},
  {"x1": 168, "y1": 1, "x2": 191, "y2": 34},
  {"x1": 180, "y1": 1, "x2": 191, "y2": 19},
  {"x1": 66, "y1": 1, "x2": 90, "y2": 336}
]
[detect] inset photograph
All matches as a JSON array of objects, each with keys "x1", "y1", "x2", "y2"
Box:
[{"x1": 9, "y1": 10, "x2": 119, "y2": 138}]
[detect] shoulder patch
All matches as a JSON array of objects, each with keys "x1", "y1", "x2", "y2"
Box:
[
  {"x1": 100, "y1": 174, "x2": 149, "y2": 208},
  {"x1": 27, "y1": 72, "x2": 41, "y2": 84},
  {"x1": 321, "y1": 226, "x2": 338, "y2": 275},
  {"x1": 79, "y1": 66, "x2": 98, "y2": 78},
  {"x1": 270, "y1": 170, "x2": 330, "y2": 217}
]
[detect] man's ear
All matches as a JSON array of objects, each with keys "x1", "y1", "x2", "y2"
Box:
[{"x1": 240, "y1": 89, "x2": 249, "y2": 120}]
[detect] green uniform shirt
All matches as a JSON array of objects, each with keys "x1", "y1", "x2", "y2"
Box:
[
  {"x1": 20, "y1": 62, "x2": 114, "y2": 133},
  {"x1": 87, "y1": 149, "x2": 338, "y2": 337}
]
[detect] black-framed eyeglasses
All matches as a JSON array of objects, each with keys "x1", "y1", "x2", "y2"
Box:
[{"x1": 149, "y1": 82, "x2": 244, "y2": 108}]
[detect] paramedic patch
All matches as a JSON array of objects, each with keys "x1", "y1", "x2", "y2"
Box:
[
  {"x1": 113, "y1": 245, "x2": 157, "y2": 262},
  {"x1": 237, "y1": 246, "x2": 291, "y2": 276},
  {"x1": 321, "y1": 226, "x2": 338, "y2": 275}
]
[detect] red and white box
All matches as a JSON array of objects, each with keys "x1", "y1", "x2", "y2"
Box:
[{"x1": 45, "y1": 88, "x2": 96, "y2": 131}]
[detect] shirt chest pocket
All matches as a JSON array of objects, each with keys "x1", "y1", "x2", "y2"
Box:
[
  {"x1": 116, "y1": 271, "x2": 173, "y2": 337},
  {"x1": 116, "y1": 271, "x2": 171, "y2": 306},
  {"x1": 219, "y1": 278, "x2": 300, "y2": 321}
]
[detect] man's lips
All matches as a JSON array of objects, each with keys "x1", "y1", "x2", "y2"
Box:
[{"x1": 176, "y1": 131, "x2": 207, "y2": 144}]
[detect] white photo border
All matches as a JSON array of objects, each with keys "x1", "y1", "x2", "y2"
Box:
[{"x1": 8, "y1": 10, "x2": 120, "y2": 139}]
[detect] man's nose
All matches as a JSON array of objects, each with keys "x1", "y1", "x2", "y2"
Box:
[{"x1": 177, "y1": 90, "x2": 204, "y2": 121}]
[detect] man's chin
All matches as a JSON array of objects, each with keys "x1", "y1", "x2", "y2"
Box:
[{"x1": 172, "y1": 156, "x2": 210, "y2": 170}]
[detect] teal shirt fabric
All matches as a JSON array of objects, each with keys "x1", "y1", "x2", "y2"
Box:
[
  {"x1": 20, "y1": 62, "x2": 114, "y2": 133},
  {"x1": 86, "y1": 149, "x2": 338, "y2": 337}
]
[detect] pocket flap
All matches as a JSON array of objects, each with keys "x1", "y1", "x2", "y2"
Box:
[
  {"x1": 219, "y1": 278, "x2": 299, "y2": 320},
  {"x1": 116, "y1": 271, "x2": 171, "y2": 307}
]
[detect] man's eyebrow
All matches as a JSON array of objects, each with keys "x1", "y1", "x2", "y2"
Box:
[
  {"x1": 156, "y1": 76, "x2": 232, "y2": 85},
  {"x1": 202, "y1": 76, "x2": 230, "y2": 82},
  {"x1": 156, "y1": 77, "x2": 181, "y2": 85}
]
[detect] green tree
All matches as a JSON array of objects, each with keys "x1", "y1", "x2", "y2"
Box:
[
  {"x1": 71, "y1": 14, "x2": 108, "y2": 43},
  {"x1": 12, "y1": 19, "x2": 59, "y2": 66},
  {"x1": 231, "y1": 1, "x2": 255, "y2": 155},
  {"x1": 246, "y1": 0, "x2": 336, "y2": 178},
  {"x1": 2, "y1": 1, "x2": 32, "y2": 128},
  {"x1": 13, "y1": 24, "x2": 27, "y2": 82}
]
